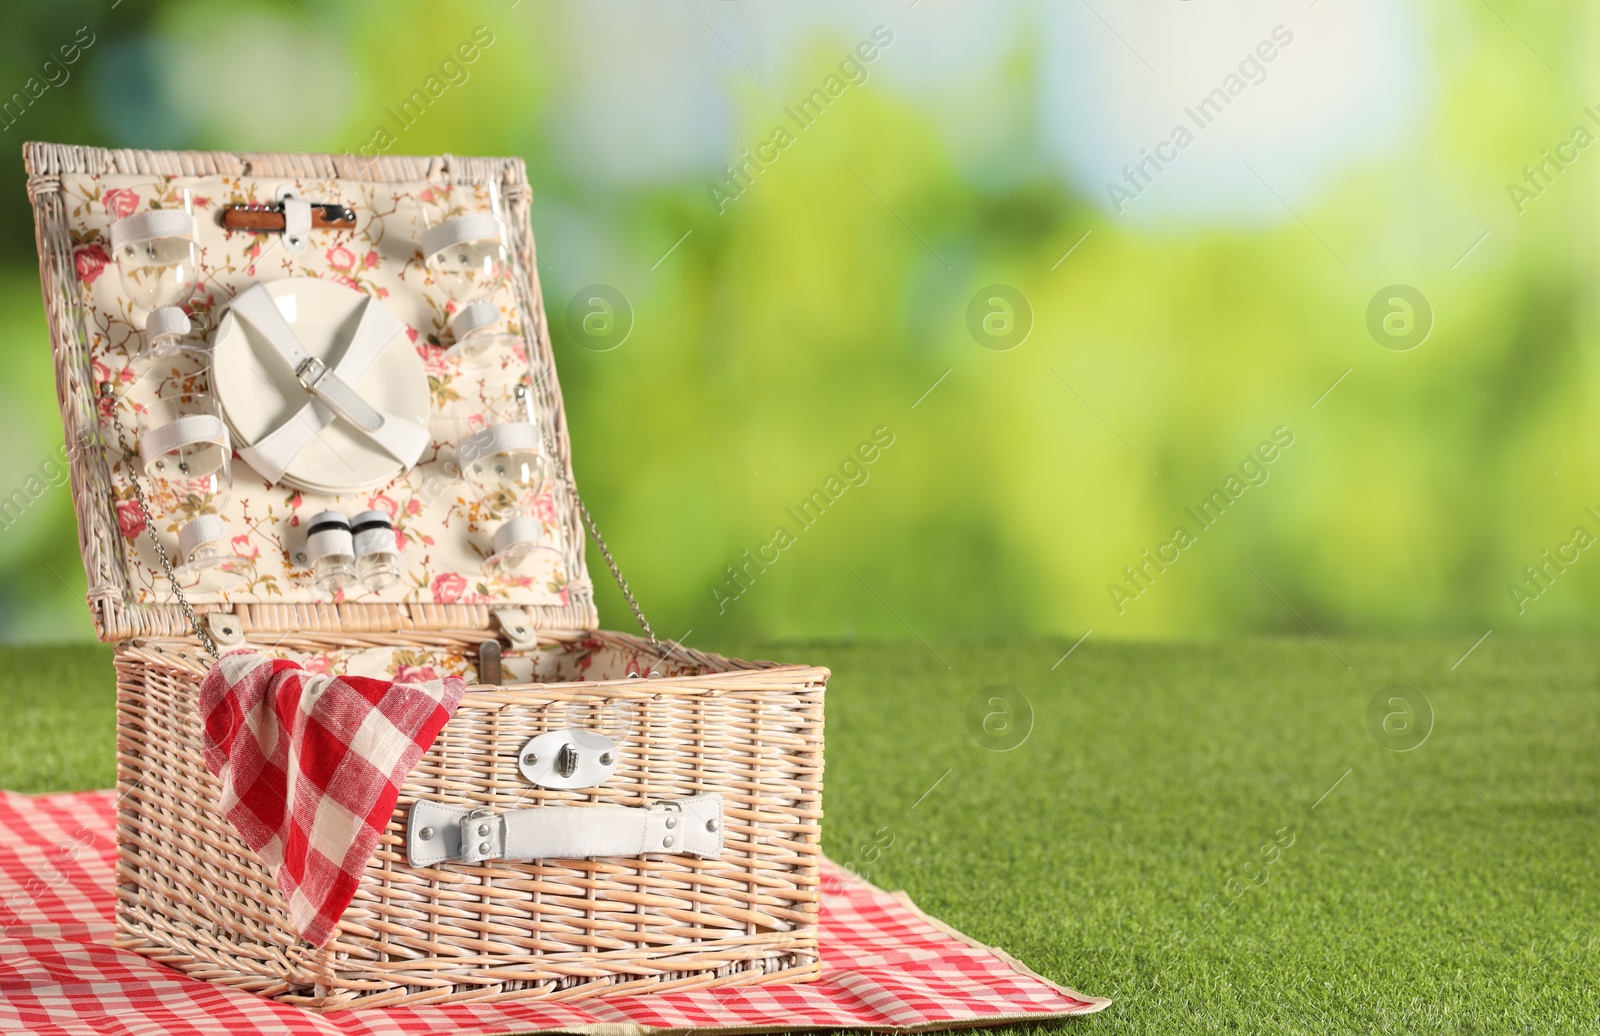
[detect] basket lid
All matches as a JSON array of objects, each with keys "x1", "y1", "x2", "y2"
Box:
[{"x1": 24, "y1": 144, "x2": 598, "y2": 642}]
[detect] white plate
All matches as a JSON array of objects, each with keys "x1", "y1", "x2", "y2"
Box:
[{"x1": 213, "y1": 278, "x2": 430, "y2": 495}]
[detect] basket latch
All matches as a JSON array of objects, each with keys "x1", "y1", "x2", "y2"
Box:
[
  {"x1": 517, "y1": 728, "x2": 618, "y2": 789},
  {"x1": 205, "y1": 612, "x2": 245, "y2": 649},
  {"x1": 492, "y1": 607, "x2": 537, "y2": 651}
]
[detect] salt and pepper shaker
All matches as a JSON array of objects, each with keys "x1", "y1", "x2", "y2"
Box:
[
  {"x1": 306, "y1": 511, "x2": 357, "y2": 593},
  {"x1": 351, "y1": 510, "x2": 402, "y2": 591}
]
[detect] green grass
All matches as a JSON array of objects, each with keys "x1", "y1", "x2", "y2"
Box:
[
  {"x1": 3, "y1": 636, "x2": 1596, "y2": 1034},
  {"x1": 0, "y1": 644, "x2": 118, "y2": 792}
]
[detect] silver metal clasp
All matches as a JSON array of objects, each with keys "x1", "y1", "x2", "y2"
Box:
[
  {"x1": 517, "y1": 728, "x2": 619, "y2": 790},
  {"x1": 294, "y1": 354, "x2": 329, "y2": 391}
]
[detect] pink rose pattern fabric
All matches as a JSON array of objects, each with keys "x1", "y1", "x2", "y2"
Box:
[{"x1": 58, "y1": 172, "x2": 587, "y2": 616}]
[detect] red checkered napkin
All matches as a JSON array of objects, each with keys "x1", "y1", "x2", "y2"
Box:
[{"x1": 199, "y1": 650, "x2": 465, "y2": 948}]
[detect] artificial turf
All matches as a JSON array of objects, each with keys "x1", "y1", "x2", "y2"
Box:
[{"x1": 2, "y1": 636, "x2": 1595, "y2": 1034}]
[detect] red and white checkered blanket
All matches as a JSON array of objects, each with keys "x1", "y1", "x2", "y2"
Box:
[
  {"x1": 0, "y1": 790, "x2": 1108, "y2": 1035},
  {"x1": 199, "y1": 650, "x2": 465, "y2": 948}
]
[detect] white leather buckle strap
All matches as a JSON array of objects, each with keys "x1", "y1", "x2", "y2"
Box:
[
  {"x1": 109, "y1": 209, "x2": 196, "y2": 251},
  {"x1": 138, "y1": 414, "x2": 228, "y2": 477},
  {"x1": 407, "y1": 794, "x2": 724, "y2": 867},
  {"x1": 292, "y1": 353, "x2": 384, "y2": 431},
  {"x1": 229, "y1": 283, "x2": 429, "y2": 483}
]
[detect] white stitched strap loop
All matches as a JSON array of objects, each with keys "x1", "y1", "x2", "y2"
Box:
[
  {"x1": 109, "y1": 209, "x2": 196, "y2": 251},
  {"x1": 144, "y1": 306, "x2": 191, "y2": 341},
  {"x1": 407, "y1": 794, "x2": 724, "y2": 867},
  {"x1": 282, "y1": 196, "x2": 311, "y2": 253},
  {"x1": 228, "y1": 284, "x2": 429, "y2": 483},
  {"x1": 460, "y1": 421, "x2": 539, "y2": 464},
  {"x1": 138, "y1": 414, "x2": 228, "y2": 478},
  {"x1": 448, "y1": 300, "x2": 500, "y2": 341},
  {"x1": 421, "y1": 214, "x2": 501, "y2": 260},
  {"x1": 492, "y1": 516, "x2": 545, "y2": 555},
  {"x1": 177, "y1": 514, "x2": 227, "y2": 560}
]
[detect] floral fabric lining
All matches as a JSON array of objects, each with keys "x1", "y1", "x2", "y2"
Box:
[{"x1": 61, "y1": 172, "x2": 583, "y2": 611}]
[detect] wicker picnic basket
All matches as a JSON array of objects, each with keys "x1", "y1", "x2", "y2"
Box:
[{"x1": 23, "y1": 142, "x2": 826, "y2": 1010}]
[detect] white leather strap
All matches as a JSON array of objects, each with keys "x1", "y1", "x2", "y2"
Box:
[
  {"x1": 449, "y1": 300, "x2": 500, "y2": 341},
  {"x1": 178, "y1": 514, "x2": 226, "y2": 560},
  {"x1": 144, "y1": 306, "x2": 191, "y2": 341},
  {"x1": 205, "y1": 611, "x2": 245, "y2": 648},
  {"x1": 138, "y1": 414, "x2": 228, "y2": 477},
  {"x1": 421, "y1": 214, "x2": 501, "y2": 260},
  {"x1": 407, "y1": 794, "x2": 724, "y2": 867},
  {"x1": 281, "y1": 196, "x2": 311, "y2": 253},
  {"x1": 229, "y1": 284, "x2": 429, "y2": 482},
  {"x1": 109, "y1": 209, "x2": 195, "y2": 251},
  {"x1": 294, "y1": 354, "x2": 385, "y2": 432},
  {"x1": 491, "y1": 606, "x2": 538, "y2": 650}
]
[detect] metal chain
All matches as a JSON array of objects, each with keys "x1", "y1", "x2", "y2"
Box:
[
  {"x1": 569, "y1": 482, "x2": 656, "y2": 647},
  {"x1": 514, "y1": 384, "x2": 657, "y2": 648},
  {"x1": 103, "y1": 385, "x2": 220, "y2": 661},
  {"x1": 498, "y1": 193, "x2": 659, "y2": 649}
]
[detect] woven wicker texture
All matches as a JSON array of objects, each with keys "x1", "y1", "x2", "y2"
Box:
[{"x1": 113, "y1": 632, "x2": 826, "y2": 1009}]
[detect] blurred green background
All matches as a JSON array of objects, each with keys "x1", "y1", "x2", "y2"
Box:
[{"x1": 0, "y1": 0, "x2": 1594, "y2": 643}]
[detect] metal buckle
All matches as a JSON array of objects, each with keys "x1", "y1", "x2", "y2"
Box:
[{"x1": 294, "y1": 355, "x2": 329, "y2": 391}]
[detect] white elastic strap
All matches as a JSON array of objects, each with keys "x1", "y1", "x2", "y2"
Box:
[
  {"x1": 138, "y1": 414, "x2": 228, "y2": 477},
  {"x1": 420, "y1": 214, "x2": 501, "y2": 260},
  {"x1": 407, "y1": 794, "x2": 724, "y2": 867},
  {"x1": 460, "y1": 421, "x2": 540, "y2": 464},
  {"x1": 282, "y1": 196, "x2": 311, "y2": 253},
  {"x1": 448, "y1": 300, "x2": 501, "y2": 341},
  {"x1": 229, "y1": 286, "x2": 429, "y2": 481},
  {"x1": 143, "y1": 306, "x2": 191, "y2": 341},
  {"x1": 177, "y1": 514, "x2": 226, "y2": 561},
  {"x1": 492, "y1": 516, "x2": 545, "y2": 555},
  {"x1": 109, "y1": 209, "x2": 195, "y2": 251}
]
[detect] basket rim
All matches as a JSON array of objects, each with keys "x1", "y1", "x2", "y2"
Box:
[
  {"x1": 118, "y1": 628, "x2": 833, "y2": 691},
  {"x1": 23, "y1": 141, "x2": 602, "y2": 642}
]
